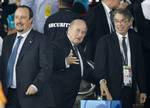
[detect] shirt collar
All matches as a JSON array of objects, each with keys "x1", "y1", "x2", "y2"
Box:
[
  {"x1": 16, "y1": 28, "x2": 32, "y2": 39},
  {"x1": 102, "y1": 1, "x2": 112, "y2": 14},
  {"x1": 116, "y1": 32, "x2": 128, "y2": 40}
]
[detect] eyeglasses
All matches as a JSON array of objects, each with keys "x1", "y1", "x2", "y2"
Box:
[{"x1": 113, "y1": 18, "x2": 129, "y2": 24}]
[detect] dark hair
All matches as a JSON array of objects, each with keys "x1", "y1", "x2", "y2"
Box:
[
  {"x1": 113, "y1": 9, "x2": 134, "y2": 21},
  {"x1": 17, "y1": 5, "x2": 33, "y2": 19}
]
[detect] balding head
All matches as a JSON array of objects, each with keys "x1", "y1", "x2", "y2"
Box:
[{"x1": 67, "y1": 19, "x2": 87, "y2": 45}]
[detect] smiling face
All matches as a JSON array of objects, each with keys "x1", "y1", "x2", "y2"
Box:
[
  {"x1": 113, "y1": 13, "x2": 132, "y2": 36},
  {"x1": 14, "y1": 7, "x2": 32, "y2": 33},
  {"x1": 67, "y1": 19, "x2": 87, "y2": 45}
]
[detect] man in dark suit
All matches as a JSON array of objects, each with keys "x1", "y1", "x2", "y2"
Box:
[
  {"x1": 133, "y1": 1, "x2": 150, "y2": 108},
  {"x1": 83, "y1": 0, "x2": 123, "y2": 61},
  {"x1": 50, "y1": 19, "x2": 95, "y2": 108},
  {"x1": 0, "y1": 5, "x2": 54, "y2": 108},
  {"x1": 95, "y1": 9, "x2": 147, "y2": 108}
]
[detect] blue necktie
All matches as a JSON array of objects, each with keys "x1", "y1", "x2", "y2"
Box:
[{"x1": 7, "y1": 36, "x2": 23, "y2": 88}]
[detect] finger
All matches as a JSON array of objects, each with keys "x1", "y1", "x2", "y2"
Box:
[
  {"x1": 69, "y1": 49, "x2": 73, "y2": 56},
  {"x1": 107, "y1": 94, "x2": 113, "y2": 100},
  {"x1": 26, "y1": 86, "x2": 34, "y2": 95},
  {"x1": 72, "y1": 61, "x2": 80, "y2": 64},
  {"x1": 69, "y1": 56, "x2": 78, "y2": 60},
  {"x1": 105, "y1": 90, "x2": 112, "y2": 100},
  {"x1": 100, "y1": 88, "x2": 106, "y2": 96},
  {"x1": 26, "y1": 87, "x2": 30, "y2": 95},
  {"x1": 69, "y1": 58, "x2": 79, "y2": 63},
  {"x1": 140, "y1": 96, "x2": 146, "y2": 104}
]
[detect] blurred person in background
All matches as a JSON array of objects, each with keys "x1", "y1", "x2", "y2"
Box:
[
  {"x1": 20, "y1": 0, "x2": 59, "y2": 33},
  {"x1": 0, "y1": 82, "x2": 6, "y2": 108},
  {"x1": 133, "y1": 0, "x2": 150, "y2": 108},
  {"x1": 83, "y1": 0, "x2": 128, "y2": 62},
  {"x1": 72, "y1": 0, "x2": 89, "y2": 15},
  {"x1": 44, "y1": 0, "x2": 80, "y2": 42}
]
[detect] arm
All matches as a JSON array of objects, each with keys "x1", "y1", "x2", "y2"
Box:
[
  {"x1": 135, "y1": 36, "x2": 147, "y2": 103},
  {"x1": 94, "y1": 37, "x2": 112, "y2": 100},
  {"x1": 26, "y1": 36, "x2": 51, "y2": 95}
]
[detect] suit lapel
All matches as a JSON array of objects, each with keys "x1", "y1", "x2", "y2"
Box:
[
  {"x1": 128, "y1": 32, "x2": 136, "y2": 67},
  {"x1": 111, "y1": 33, "x2": 123, "y2": 66},
  {"x1": 8, "y1": 35, "x2": 16, "y2": 55},
  {"x1": 17, "y1": 30, "x2": 34, "y2": 65}
]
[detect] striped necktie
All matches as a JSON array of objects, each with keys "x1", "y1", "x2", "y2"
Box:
[
  {"x1": 7, "y1": 36, "x2": 23, "y2": 88},
  {"x1": 122, "y1": 37, "x2": 128, "y2": 65}
]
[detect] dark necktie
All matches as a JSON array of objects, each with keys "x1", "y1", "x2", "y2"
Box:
[
  {"x1": 73, "y1": 45, "x2": 84, "y2": 76},
  {"x1": 122, "y1": 37, "x2": 128, "y2": 65},
  {"x1": 73, "y1": 45, "x2": 79, "y2": 58},
  {"x1": 109, "y1": 10, "x2": 114, "y2": 32},
  {"x1": 7, "y1": 36, "x2": 23, "y2": 88}
]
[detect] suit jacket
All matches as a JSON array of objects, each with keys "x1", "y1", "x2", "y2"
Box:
[
  {"x1": 133, "y1": 3, "x2": 150, "y2": 51},
  {"x1": 0, "y1": 30, "x2": 55, "y2": 108},
  {"x1": 94, "y1": 31, "x2": 146, "y2": 100},
  {"x1": 44, "y1": 8, "x2": 80, "y2": 41},
  {"x1": 50, "y1": 36, "x2": 95, "y2": 108},
  {"x1": 83, "y1": 2, "x2": 111, "y2": 61}
]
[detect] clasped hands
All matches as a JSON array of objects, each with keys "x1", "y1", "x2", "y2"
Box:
[
  {"x1": 66, "y1": 49, "x2": 79, "y2": 65},
  {"x1": 100, "y1": 79, "x2": 112, "y2": 100}
]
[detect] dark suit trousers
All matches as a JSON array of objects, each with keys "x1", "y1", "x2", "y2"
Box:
[
  {"x1": 144, "y1": 51, "x2": 150, "y2": 108},
  {"x1": 121, "y1": 87, "x2": 133, "y2": 108},
  {"x1": 6, "y1": 88, "x2": 21, "y2": 108}
]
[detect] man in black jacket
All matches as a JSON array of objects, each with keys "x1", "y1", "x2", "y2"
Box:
[{"x1": 95, "y1": 9, "x2": 147, "y2": 108}]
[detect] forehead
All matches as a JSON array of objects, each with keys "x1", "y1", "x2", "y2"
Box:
[
  {"x1": 111, "y1": 0, "x2": 120, "y2": 2},
  {"x1": 15, "y1": 7, "x2": 29, "y2": 17},
  {"x1": 114, "y1": 13, "x2": 126, "y2": 19},
  {"x1": 72, "y1": 22, "x2": 87, "y2": 29}
]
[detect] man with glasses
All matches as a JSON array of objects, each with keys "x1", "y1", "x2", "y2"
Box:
[{"x1": 95, "y1": 9, "x2": 147, "y2": 108}]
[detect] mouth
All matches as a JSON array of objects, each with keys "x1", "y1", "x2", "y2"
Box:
[{"x1": 16, "y1": 23, "x2": 23, "y2": 27}]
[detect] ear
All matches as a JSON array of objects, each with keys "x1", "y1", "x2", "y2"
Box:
[
  {"x1": 29, "y1": 18, "x2": 33, "y2": 24},
  {"x1": 129, "y1": 20, "x2": 133, "y2": 27}
]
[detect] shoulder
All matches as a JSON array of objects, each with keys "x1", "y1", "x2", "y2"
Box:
[
  {"x1": 3, "y1": 34, "x2": 16, "y2": 42},
  {"x1": 30, "y1": 30, "x2": 44, "y2": 38},
  {"x1": 128, "y1": 29, "x2": 140, "y2": 39}
]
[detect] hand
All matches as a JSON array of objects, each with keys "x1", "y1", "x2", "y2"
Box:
[
  {"x1": 66, "y1": 49, "x2": 79, "y2": 65},
  {"x1": 140, "y1": 93, "x2": 147, "y2": 104},
  {"x1": 118, "y1": 1, "x2": 129, "y2": 9},
  {"x1": 26, "y1": 84, "x2": 38, "y2": 96},
  {"x1": 100, "y1": 80, "x2": 112, "y2": 100}
]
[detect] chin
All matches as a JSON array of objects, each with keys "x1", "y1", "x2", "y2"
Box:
[{"x1": 17, "y1": 29, "x2": 24, "y2": 32}]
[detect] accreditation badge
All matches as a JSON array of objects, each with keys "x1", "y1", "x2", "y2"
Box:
[
  {"x1": 123, "y1": 65, "x2": 132, "y2": 87},
  {"x1": 45, "y1": 4, "x2": 51, "y2": 18}
]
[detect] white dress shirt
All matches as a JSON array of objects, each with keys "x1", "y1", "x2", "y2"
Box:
[
  {"x1": 102, "y1": 1, "x2": 114, "y2": 33},
  {"x1": 10, "y1": 29, "x2": 31, "y2": 88},
  {"x1": 116, "y1": 32, "x2": 131, "y2": 66},
  {"x1": 0, "y1": 37, "x2": 3, "y2": 56}
]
